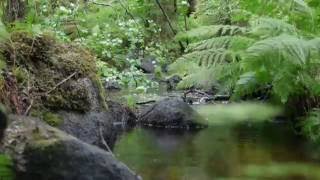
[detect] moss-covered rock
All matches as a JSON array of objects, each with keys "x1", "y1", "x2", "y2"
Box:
[
  {"x1": 2, "y1": 116, "x2": 140, "y2": 180},
  {"x1": 42, "y1": 112, "x2": 62, "y2": 127},
  {"x1": 0, "y1": 32, "x2": 107, "y2": 115}
]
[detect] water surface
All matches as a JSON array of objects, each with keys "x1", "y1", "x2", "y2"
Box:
[{"x1": 114, "y1": 114, "x2": 320, "y2": 180}]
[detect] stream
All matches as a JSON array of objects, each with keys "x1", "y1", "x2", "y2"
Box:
[{"x1": 113, "y1": 103, "x2": 320, "y2": 180}]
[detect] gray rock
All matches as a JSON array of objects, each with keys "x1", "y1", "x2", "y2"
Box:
[
  {"x1": 58, "y1": 101, "x2": 136, "y2": 150},
  {"x1": 139, "y1": 56, "x2": 158, "y2": 73},
  {"x1": 105, "y1": 80, "x2": 121, "y2": 91},
  {"x1": 166, "y1": 75, "x2": 182, "y2": 90},
  {"x1": 138, "y1": 98, "x2": 207, "y2": 129},
  {"x1": 2, "y1": 116, "x2": 141, "y2": 180}
]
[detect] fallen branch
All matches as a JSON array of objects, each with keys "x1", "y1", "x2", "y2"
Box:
[
  {"x1": 136, "y1": 100, "x2": 156, "y2": 105},
  {"x1": 45, "y1": 72, "x2": 77, "y2": 95},
  {"x1": 89, "y1": 0, "x2": 112, "y2": 7},
  {"x1": 183, "y1": 89, "x2": 213, "y2": 99},
  {"x1": 98, "y1": 121, "x2": 114, "y2": 157},
  {"x1": 24, "y1": 99, "x2": 34, "y2": 116}
]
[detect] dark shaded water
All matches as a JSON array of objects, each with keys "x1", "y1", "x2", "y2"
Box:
[{"x1": 114, "y1": 120, "x2": 320, "y2": 180}]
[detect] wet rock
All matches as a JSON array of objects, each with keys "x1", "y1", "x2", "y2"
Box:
[
  {"x1": 58, "y1": 101, "x2": 136, "y2": 150},
  {"x1": 166, "y1": 75, "x2": 182, "y2": 90},
  {"x1": 138, "y1": 98, "x2": 207, "y2": 129},
  {"x1": 2, "y1": 116, "x2": 141, "y2": 180},
  {"x1": 161, "y1": 63, "x2": 169, "y2": 73},
  {"x1": 105, "y1": 80, "x2": 121, "y2": 91},
  {"x1": 107, "y1": 101, "x2": 137, "y2": 127},
  {"x1": 0, "y1": 105, "x2": 7, "y2": 140},
  {"x1": 139, "y1": 56, "x2": 158, "y2": 73}
]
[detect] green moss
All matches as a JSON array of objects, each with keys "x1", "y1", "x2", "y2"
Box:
[
  {"x1": 0, "y1": 57, "x2": 6, "y2": 70},
  {"x1": 0, "y1": 32, "x2": 108, "y2": 114},
  {"x1": 12, "y1": 67, "x2": 27, "y2": 83},
  {"x1": 0, "y1": 75, "x2": 4, "y2": 90},
  {"x1": 42, "y1": 112, "x2": 63, "y2": 127},
  {"x1": 154, "y1": 66, "x2": 163, "y2": 80},
  {"x1": 92, "y1": 75, "x2": 108, "y2": 111}
]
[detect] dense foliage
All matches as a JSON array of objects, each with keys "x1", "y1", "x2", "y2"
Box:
[{"x1": 168, "y1": 0, "x2": 320, "y2": 141}]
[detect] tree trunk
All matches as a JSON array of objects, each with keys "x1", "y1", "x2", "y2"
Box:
[
  {"x1": 187, "y1": 0, "x2": 197, "y2": 17},
  {"x1": 4, "y1": 0, "x2": 27, "y2": 23}
]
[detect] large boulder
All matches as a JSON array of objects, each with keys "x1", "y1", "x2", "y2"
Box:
[
  {"x1": 0, "y1": 32, "x2": 107, "y2": 114},
  {"x1": 58, "y1": 101, "x2": 136, "y2": 150},
  {"x1": 138, "y1": 98, "x2": 207, "y2": 129},
  {"x1": 2, "y1": 116, "x2": 141, "y2": 180}
]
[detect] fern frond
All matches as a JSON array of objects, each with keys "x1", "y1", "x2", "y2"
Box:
[
  {"x1": 250, "y1": 17, "x2": 297, "y2": 38},
  {"x1": 0, "y1": 20, "x2": 8, "y2": 41},
  {"x1": 176, "y1": 25, "x2": 246, "y2": 42},
  {"x1": 238, "y1": 35, "x2": 317, "y2": 103},
  {"x1": 290, "y1": 0, "x2": 313, "y2": 16},
  {"x1": 177, "y1": 68, "x2": 219, "y2": 91},
  {"x1": 179, "y1": 48, "x2": 238, "y2": 68},
  {"x1": 188, "y1": 36, "x2": 255, "y2": 52},
  {"x1": 168, "y1": 59, "x2": 200, "y2": 77},
  {"x1": 243, "y1": 35, "x2": 310, "y2": 68},
  {"x1": 308, "y1": 38, "x2": 320, "y2": 52}
]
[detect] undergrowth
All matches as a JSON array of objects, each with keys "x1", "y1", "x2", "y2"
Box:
[{"x1": 169, "y1": 0, "x2": 320, "y2": 141}]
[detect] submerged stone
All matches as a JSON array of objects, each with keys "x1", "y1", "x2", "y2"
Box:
[
  {"x1": 2, "y1": 116, "x2": 141, "y2": 180},
  {"x1": 138, "y1": 98, "x2": 208, "y2": 129}
]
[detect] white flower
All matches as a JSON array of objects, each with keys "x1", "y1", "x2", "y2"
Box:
[
  {"x1": 59, "y1": 6, "x2": 68, "y2": 12},
  {"x1": 181, "y1": 1, "x2": 188, "y2": 5}
]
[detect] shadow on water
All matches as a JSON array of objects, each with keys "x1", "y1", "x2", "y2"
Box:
[{"x1": 114, "y1": 114, "x2": 320, "y2": 180}]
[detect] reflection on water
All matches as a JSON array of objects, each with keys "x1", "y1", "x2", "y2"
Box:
[
  {"x1": 0, "y1": 155, "x2": 14, "y2": 180},
  {"x1": 114, "y1": 121, "x2": 320, "y2": 180}
]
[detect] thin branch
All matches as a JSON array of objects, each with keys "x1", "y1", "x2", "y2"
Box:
[
  {"x1": 154, "y1": 0, "x2": 177, "y2": 35},
  {"x1": 24, "y1": 99, "x2": 33, "y2": 116},
  {"x1": 136, "y1": 100, "x2": 156, "y2": 105},
  {"x1": 45, "y1": 72, "x2": 77, "y2": 95},
  {"x1": 154, "y1": 0, "x2": 185, "y2": 51},
  {"x1": 98, "y1": 121, "x2": 114, "y2": 156},
  {"x1": 89, "y1": 0, "x2": 112, "y2": 7},
  {"x1": 118, "y1": 0, "x2": 137, "y2": 23}
]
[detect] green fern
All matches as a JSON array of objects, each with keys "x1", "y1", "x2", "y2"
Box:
[
  {"x1": 168, "y1": 59, "x2": 200, "y2": 77},
  {"x1": 176, "y1": 25, "x2": 246, "y2": 42},
  {"x1": 250, "y1": 17, "x2": 298, "y2": 38},
  {"x1": 178, "y1": 48, "x2": 238, "y2": 68},
  {"x1": 188, "y1": 36, "x2": 255, "y2": 52},
  {"x1": 236, "y1": 35, "x2": 320, "y2": 103},
  {"x1": 176, "y1": 67, "x2": 219, "y2": 91},
  {"x1": 289, "y1": 0, "x2": 313, "y2": 16},
  {"x1": 300, "y1": 108, "x2": 320, "y2": 142},
  {"x1": 244, "y1": 35, "x2": 310, "y2": 67},
  {"x1": 0, "y1": 20, "x2": 8, "y2": 41}
]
